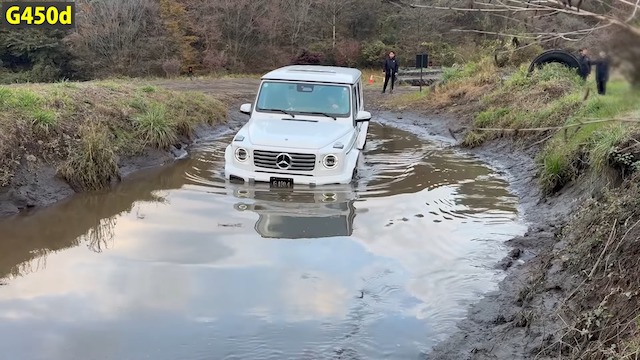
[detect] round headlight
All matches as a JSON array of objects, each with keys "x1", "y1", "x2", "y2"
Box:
[
  {"x1": 322, "y1": 154, "x2": 337, "y2": 168},
  {"x1": 235, "y1": 147, "x2": 248, "y2": 162}
]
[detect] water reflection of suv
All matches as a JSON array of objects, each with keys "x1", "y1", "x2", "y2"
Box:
[
  {"x1": 231, "y1": 185, "x2": 358, "y2": 239},
  {"x1": 224, "y1": 65, "x2": 371, "y2": 188}
]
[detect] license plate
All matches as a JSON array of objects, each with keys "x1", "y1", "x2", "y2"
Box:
[{"x1": 269, "y1": 177, "x2": 293, "y2": 188}]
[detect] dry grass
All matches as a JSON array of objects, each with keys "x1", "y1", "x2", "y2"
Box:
[
  {"x1": 0, "y1": 80, "x2": 227, "y2": 191},
  {"x1": 544, "y1": 177, "x2": 640, "y2": 359}
]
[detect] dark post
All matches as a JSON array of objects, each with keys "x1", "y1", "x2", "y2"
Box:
[{"x1": 415, "y1": 53, "x2": 429, "y2": 92}]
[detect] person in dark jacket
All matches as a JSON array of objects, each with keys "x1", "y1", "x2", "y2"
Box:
[
  {"x1": 594, "y1": 51, "x2": 610, "y2": 95},
  {"x1": 578, "y1": 48, "x2": 591, "y2": 80},
  {"x1": 382, "y1": 51, "x2": 399, "y2": 94}
]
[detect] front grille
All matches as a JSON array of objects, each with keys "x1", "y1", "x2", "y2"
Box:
[{"x1": 253, "y1": 150, "x2": 316, "y2": 171}]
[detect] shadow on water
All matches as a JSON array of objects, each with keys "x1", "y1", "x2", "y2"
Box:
[{"x1": 0, "y1": 118, "x2": 528, "y2": 360}]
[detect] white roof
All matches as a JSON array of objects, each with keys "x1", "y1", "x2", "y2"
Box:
[{"x1": 261, "y1": 65, "x2": 362, "y2": 84}]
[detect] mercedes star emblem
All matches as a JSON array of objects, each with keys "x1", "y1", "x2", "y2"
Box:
[{"x1": 276, "y1": 153, "x2": 292, "y2": 169}]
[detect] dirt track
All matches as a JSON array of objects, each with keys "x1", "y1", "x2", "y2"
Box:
[{"x1": 150, "y1": 76, "x2": 418, "y2": 104}]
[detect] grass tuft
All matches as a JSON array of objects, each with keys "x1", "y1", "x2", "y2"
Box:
[
  {"x1": 538, "y1": 145, "x2": 575, "y2": 193},
  {"x1": 31, "y1": 109, "x2": 57, "y2": 131},
  {"x1": 461, "y1": 131, "x2": 486, "y2": 148},
  {"x1": 133, "y1": 102, "x2": 177, "y2": 149},
  {"x1": 589, "y1": 124, "x2": 630, "y2": 173},
  {"x1": 59, "y1": 122, "x2": 119, "y2": 191}
]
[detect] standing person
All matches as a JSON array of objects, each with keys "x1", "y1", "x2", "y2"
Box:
[
  {"x1": 382, "y1": 51, "x2": 399, "y2": 94},
  {"x1": 577, "y1": 48, "x2": 591, "y2": 80},
  {"x1": 594, "y1": 51, "x2": 610, "y2": 95}
]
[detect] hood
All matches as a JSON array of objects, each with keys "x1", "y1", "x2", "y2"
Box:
[{"x1": 247, "y1": 118, "x2": 352, "y2": 150}]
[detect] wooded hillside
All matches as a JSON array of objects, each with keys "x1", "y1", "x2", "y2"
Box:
[{"x1": 0, "y1": 0, "x2": 636, "y2": 83}]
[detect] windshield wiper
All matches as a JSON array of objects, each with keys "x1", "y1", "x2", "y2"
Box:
[
  {"x1": 262, "y1": 108, "x2": 295, "y2": 118},
  {"x1": 302, "y1": 112, "x2": 336, "y2": 120}
]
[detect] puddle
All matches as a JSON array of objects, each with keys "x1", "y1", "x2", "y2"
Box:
[{"x1": 0, "y1": 120, "x2": 527, "y2": 359}]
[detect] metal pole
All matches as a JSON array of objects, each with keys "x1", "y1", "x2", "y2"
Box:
[{"x1": 420, "y1": 62, "x2": 423, "y2": 92}]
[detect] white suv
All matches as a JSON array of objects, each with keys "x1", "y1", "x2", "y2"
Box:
[{"x1": 224, "y1": 65, "x2": 371, "y2": 187}]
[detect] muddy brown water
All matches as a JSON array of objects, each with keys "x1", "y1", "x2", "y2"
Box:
[{"x1": 0, "y1": 115, "x2": 527, "y2": 360}]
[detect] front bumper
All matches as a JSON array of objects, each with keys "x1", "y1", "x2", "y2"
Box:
[{"x1": 224, "y1": 146, "x2": 358, "y2": 186}]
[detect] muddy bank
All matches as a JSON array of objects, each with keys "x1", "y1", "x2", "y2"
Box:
[
  {"x1": 0, "y1": 122, "x2": 223, "y2": 218},
  {"x1": 2, "y1": 125, "x2": 244, "y2": 218},
  {"x1": 0, "y1": 78, "x2": 259, "y2": 219}
]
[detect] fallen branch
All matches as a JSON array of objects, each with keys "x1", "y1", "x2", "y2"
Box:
[
  {"x1": 473, "y1": 117, "x2": 640, "y2": 132},
  {"x1": 450, "y1": 23, "x2": 614, "y2": 42}
]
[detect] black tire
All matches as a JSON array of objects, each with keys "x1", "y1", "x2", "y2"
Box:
[{"x1": 527, "y1": 49, "x2": 586, "y2": 77}]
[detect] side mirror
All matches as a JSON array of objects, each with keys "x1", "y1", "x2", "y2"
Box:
[
  {"x1": 240, "y1": 103, "x2": 252, "y2": 115},
  {"x1": 355, "y1": 110, "x2": 371, "y2": 123}
]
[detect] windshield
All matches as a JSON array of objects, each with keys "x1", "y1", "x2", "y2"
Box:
[{"x1": 256, "y1": 81, "x2": 351, "y2": 117}]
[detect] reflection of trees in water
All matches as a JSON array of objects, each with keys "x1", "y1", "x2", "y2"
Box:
[
  {"x1": 81, "y1": 216, "x2": 118, "y2": 253},
  {"x1": 0, "y1": 164, "x2": 178, "y2": 281},
  {"x1": 78, "y1": 191, "x2": 168, "y2": 253},
  {"x1": 9, "y1": 248, "x2": 50, "y2": 279}
]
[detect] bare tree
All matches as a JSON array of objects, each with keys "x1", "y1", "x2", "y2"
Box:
[
  {"x1": 205, "y1": 0, "x2": 269, "y2": 70},
  {"x1": 68, "y1": 0, "x2": 166, "y2": 76},
  {"x1": 315, "y1": 0, "x2": 357, "y2": 48},
  {"x1": 385, "y1": 0, "x2": 639, "y2": 40},
  {"x1": 282, "y1": 0, "x2": 314, "y2": 50}
]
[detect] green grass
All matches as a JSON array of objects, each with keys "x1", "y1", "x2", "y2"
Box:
[
  {"x1": 537, "y1": 81, "x2": 640, "y2": 192},
  {"x1": 454, "y1": 62, "x2": 640, "y2": 193},
  {"x1": 141, "y1": 85, "x2": 156, "y2": 93},
  {"x1": 133, "y1": 103, "x2": 177, "y2": 149},
  {"x1": 388, "y1": 58, "x2": 640, "y2": 194}
]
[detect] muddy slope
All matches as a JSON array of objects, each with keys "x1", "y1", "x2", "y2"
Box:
[{"x1": 432, "y1": 141, "x2": 599, "y2": 360}]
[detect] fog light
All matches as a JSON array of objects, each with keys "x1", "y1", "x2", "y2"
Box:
[
  {"x1": 322, "y1": 154, "x2": 337, "y2": 168},
  {"x1": 235, "y1": 147, "x2": 248, "y2": 162}
]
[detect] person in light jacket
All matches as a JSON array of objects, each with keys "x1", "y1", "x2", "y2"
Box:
[{"x1": 382, "y1": 51, "x2": 399, "y2": 94}]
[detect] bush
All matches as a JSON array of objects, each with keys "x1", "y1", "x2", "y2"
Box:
[
  {"x1": 162, "y1": 58, "x2": 182, "y2": 78},
  {"x1": 334, "y1": 40, "x2": 361, "y2": 67},
  {"x1": 361, "y1": 40, "x2": 387, "y2": 67},
  {"x1": 202, "y1": 50, "x2": 229, "y2": 72},
  {"x1": 291, "y1": 49, "x2": 325, "y2": 65}
]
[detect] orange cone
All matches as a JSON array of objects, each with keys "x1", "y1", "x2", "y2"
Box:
[{"x1": 369, "y1": 75, "x2": 374, "y2": 84}]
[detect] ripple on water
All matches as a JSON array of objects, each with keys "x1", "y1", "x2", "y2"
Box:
[{"x1": 0, "y1": 120, "x2": 527, "y2": 360}]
